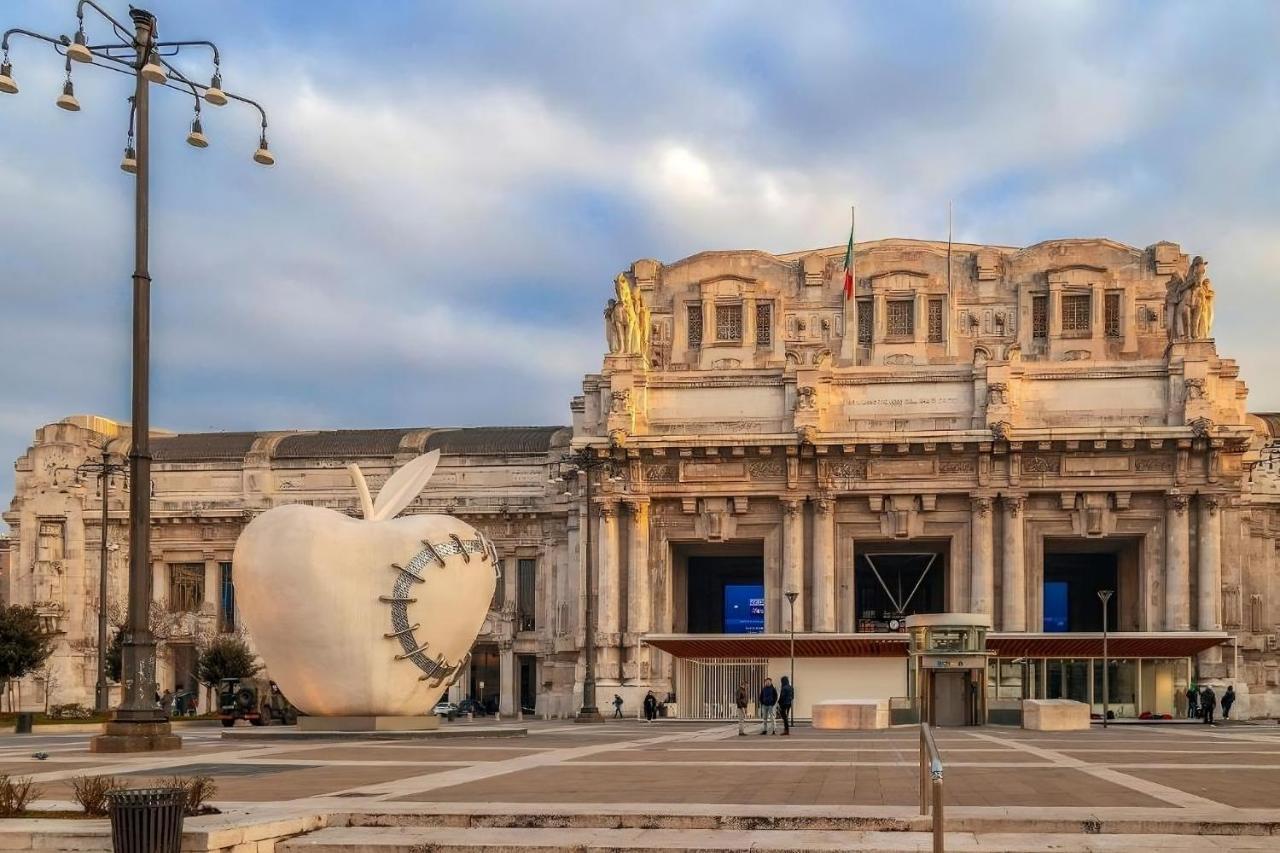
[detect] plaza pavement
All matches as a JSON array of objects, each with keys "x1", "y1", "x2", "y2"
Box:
[{"x1": 0, "y1": 718, "x2": 1278, "y2": 850}]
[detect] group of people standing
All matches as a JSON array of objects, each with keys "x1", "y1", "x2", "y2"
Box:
[
  {"x1": 736, "y1": 676, "x2": 795, "y2": 736},
  {"x1": 1186, "y1": 684, "x2": 1236, "y2": 724}
]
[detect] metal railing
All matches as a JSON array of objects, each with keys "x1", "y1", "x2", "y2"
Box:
[{"x1": 919, "y1": 722, "x2": 944, "y2": 852}]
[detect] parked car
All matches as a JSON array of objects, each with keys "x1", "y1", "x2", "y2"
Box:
[
  {"x1": 455, "y1": 698, "x2": 485, "y2": 717},
  {"x1": 432, "y1": 700, "x2": 458, "y2": 720},
  {"x1": 218, "y1": 678, "x2": 298, "y2": 727}
]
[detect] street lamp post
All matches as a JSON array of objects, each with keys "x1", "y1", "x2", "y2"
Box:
[
  {"x1": 3, "y1": 2, "x2": 272, "y2": 752},
  {"x1": 785, "y1": 590, "x2": 798, "y2": 688},
  {"x1": 75, "y1": 445, "x2": 128, "y2": 715},
  {"x1": 552, "y1": 448, "x2": 622, "y2": 723},
  {"x1": 1097, "y1": 589, "x2": 1114, "y2": 729}
]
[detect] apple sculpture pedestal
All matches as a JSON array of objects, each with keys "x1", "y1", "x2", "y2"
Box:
[{"x1": 234, "y1": 451, "x2": 496, "y2": 730}]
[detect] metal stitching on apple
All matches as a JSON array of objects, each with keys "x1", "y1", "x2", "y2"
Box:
[{"x1": 449, "y1": 533, "x2": 470, "y2": 563}]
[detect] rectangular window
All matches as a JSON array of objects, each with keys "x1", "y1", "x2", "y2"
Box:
[
  {"x1": 1104, "y1": 291, "x2": 1121, "y2": 338},
  {"x1": 517, "y1": 558, "x2": 536, "y2": 631},
  {"x1": 886, "y1": 299, "x2": 914, "y2": 338},
  {"x1": 168, "y1": 563, "x2": 204, "y2": 613},
  {"x1": 857, "y1": 299, "x2": 873, "y2": 343},
  {"x1": 219, "y1": 561, "x2": 235, "y2": 632},
  {"x1": 755, "y1": 302, "x2": 772, "y2": 347},
  {"x1": 715, "y1": 303, "x2": 743, "y2": 342},
  {"x1": 927, "y1": 298, "x2": 944, "y2": 342},
  {"x1": 1062, "y1": 294, "x2": 1091, "y2": 334},
  {"x1": 687, "y1": 304, "x2": 703, "y2": 348},
  {"x1": 1032, "y1": 295, "x2": 1048, "y2": 339}
]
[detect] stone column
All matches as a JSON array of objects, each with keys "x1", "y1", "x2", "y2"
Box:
[
  {"x1": 202, "y1": 555, "x2": 219, "y2": 617},
  {"x1": 498, "y1": 641, "x2": 515, "y2": 717},
  {"x1": 969, "y1": 496, "x2": 994, "y2": 616},
  {"x1": 625, "y1": 498, "x2": 650, "y2": 682},
  {"x1": 1165, "y1": 492, "x2": 1191, "y2": 631},
  {"x1": 1001, "y1": 496, "x2": 1026, "y2": 631},
  {"x1": 1197, "y1": 494, "x2": 1222, "y2": 631},
  {"x1": 781, "y1": 498, "x2": 805, "y2": 632},
  {"x1": 597, "y1": 499, "x2": 621, "y2": 680},
  {"x1": 812, "y1": 497, "x2": 836, "y2": 632},
  {"x1": 151, "y1": 559, "x2": 165, "y2": 604}
]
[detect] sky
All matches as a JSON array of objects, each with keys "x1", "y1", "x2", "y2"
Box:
[{"x1": 1, "y1": 0, "x2": 1279, "y2": 514}]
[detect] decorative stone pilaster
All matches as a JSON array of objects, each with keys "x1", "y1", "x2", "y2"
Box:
[
  {"x1": 624, "y1": 498, "x2": 650, "y2": 682},
  {"x1": 1165, "y1": 492, "x2": 1191, "y2": 631},
  {"x1": 812, "y1": 497, "x2": 836, "y2": 632},
  {"x1": 781, "y1": 498, "x2": 806, "y2": 632},
  {"x1": 498, "y1": 640, "x2": 515, "y2": 716},
  {"x1": 1197, "y1": 494, "x2": 1222, "y2": 631},
  {"x1": 969, "y1": 496, "x2": 994, "y2": 616},
  {"x1": 1001, "y1": 496, "x2": 1026, "y2": 631},
  {"x1": 596, "y1": 499, "x2": 621, "y2": 680}
]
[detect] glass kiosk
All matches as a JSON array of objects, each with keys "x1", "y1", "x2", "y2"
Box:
[{"x1": 906, "y1": 613, "x2": 993, "y2": 726}]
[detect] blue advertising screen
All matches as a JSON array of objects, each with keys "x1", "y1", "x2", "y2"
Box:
[
  {"x1": 724, "y1": 583, "x2": 765, "y2": 634},
  {"x1": 1043, "y1": 581, "x2": 1068, "y2": 632}
]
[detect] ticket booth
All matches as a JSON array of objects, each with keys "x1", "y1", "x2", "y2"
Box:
[{"x1": 906, "y1": 613, "x2": 992, "y2": 726}]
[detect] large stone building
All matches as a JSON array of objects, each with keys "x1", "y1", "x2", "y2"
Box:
[{"x1": 4, "y1": 237, "x2": 1280, "y2": 719}]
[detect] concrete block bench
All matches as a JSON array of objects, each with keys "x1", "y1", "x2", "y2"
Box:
[
  {"x1": 1022, "y1": 698, "x2": 1090, "y2": 730},
  {"x1": 811, "y1": 700, "x2": 885, "y2": 730}
]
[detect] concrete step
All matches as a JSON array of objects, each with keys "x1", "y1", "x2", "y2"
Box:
[{"x1": 278, "y1": 826, "x2": 1280, "y2": 852}]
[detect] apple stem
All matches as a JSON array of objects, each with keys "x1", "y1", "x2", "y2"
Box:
[{"x1": 347, "y1": 463, "x2": 375, "y2": 520}]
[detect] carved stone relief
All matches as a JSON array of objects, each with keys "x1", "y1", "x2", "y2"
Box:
[{"x1": 1022, "y1": 454, "x2": 1060, "y2": 474}]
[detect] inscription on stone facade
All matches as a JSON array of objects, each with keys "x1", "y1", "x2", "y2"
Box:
[
  {"x1": 681, "y1": 461, "x2": 747, "y2": 482},
  {"x1": 868, "y1": 457, "x2": 936, "y2": 479},
  {"x1": 938, "y1": 459, "x2": 976, "y2": 474},
  {"x1": 1061, "y1": 455, "x2": 1132, "y2": 475}
]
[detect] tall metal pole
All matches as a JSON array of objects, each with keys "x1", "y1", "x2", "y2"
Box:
[
  {"x1": 576, "y1": 461, "x2": 602, "y2": 722},
  {"x1": 94, "y1": 447, "x2": 110, "y2": 714},
  {"x1": 1098, "y1": 589, "x2": 1113, "y2": 729},
  {"x1": 785, "y1": 590, "x2": 798, "y2": 687}
]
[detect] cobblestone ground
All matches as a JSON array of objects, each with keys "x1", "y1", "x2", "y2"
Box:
[{"x1": 2, "y1": 719, "x2": 1278, "y2": 816}]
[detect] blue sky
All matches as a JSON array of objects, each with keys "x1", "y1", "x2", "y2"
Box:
[{"x1": 2, "y1": 0, "x2": 1279, "y2": 512}]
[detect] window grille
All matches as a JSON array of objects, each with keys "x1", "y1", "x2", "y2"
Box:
[
  {"x1": 1104, "y1": 291, "x2": 1121, "y2": 338},
  {"x1": 887, "y1": 299, "x2": 914, "y2": 338},
  {"x1": 517, "y1": 558, "x2": 536, "y2": 631},
  {"x1": 1032, "y1": 295, "x2": 1048, "y2": 339},
  {"x1": 927, "y1": 298, "x2": 944, "y2": 342},
  {"x1": 1062, "y1": 294, "x2": 1091, "y2": 334},
  {"x1": 169, "y1": 563, "x2": 204, "y2": 613},
  {"x1": 715, "y1": 303, "x2": 743, "y2": 342},
  {"x1": 755, "y1": 302, "x2": 772, "y2": 347},
  {"x1": 687, "y1": 304, "x2": 703, "y2": 348},
  {"x1": 857, "y1": 300, "x2": 873, "y2": 343},
  {"x1": 219, "y1": 562, "x2": 236, "y2": 632}
]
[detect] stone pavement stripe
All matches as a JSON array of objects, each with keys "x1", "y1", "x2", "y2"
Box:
[
  {"x1": 320, "y1": 725, "x2": 731, "y2": 801},
  {"x1": 567, "y1": 760, "x2": 1055, "y2": 767},
  {"x1": 963, "y1": 731, "x2": 1225, "y2": 811}
]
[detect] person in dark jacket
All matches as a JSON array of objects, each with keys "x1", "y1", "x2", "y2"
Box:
[
  {"x1": 643, "y1": 691, "x2": 658, "y2": 722},
  {"x1": 612, "y1": 694, "x2": 624, "y2": 719},
  {"x1": 735, "y1": 681, "x2": 750, "y2": 736},
  {"x1": 1200, "y1": 685, "x2": 1217, "y2": 725},
  {"x1": 1185, "y1": 685, "x2": 1199, "y2": 719},
  {"x1": 778, "y1": 676, "x2": 795, "y2": 735},
  {"x1": 758, "y1": 678, "x2": 779, "y2": 735},
  {"x1": 1222, "y1": 685, "x2": 1236, "y2": 720}
]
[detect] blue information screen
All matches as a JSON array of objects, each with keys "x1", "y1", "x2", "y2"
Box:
[
  {"x1": 724, "y1": 583, "x2": 765, "y2": 634},
  {"x1": 1043, "y1": 581, "x2": 1068, "y2": 632}
]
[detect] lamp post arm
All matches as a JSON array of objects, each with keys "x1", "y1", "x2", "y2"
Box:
[
  {"x1": 75, "y1": 0, "x2": 134, "y2": 43},
  {"x1": 160, "y1": 58, "x2": 269, "y2": 129},
  {"x1": 152, "y1": 39, "x2": 220, "y2": 67},
  {"x1": 2, "y1": 28, "x2": 67, "y2": 52}
]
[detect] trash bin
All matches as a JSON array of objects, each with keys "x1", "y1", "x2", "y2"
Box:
[
  {"x1": 14, "y1": 713, "x2": 33, "y2": 734},
  {"x1": 107, "y1": 787, "x2": 185, "y2": 853}
]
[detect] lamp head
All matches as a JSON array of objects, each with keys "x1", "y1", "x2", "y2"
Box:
[
  {"x1": 186, "y1": 115, "x2": 208, "y2": 148},
  {"x1": 140, "y1": 54, "x2": 167, "y2": 84},
  {"x1": 203, "y1": 71, "x2": 227, "y2": 107},
  {"x1": 67, "y1": 30, "x2": 93, "y2": 64},
  {"x1": 120, "y1": 143, "x2": 138, "y2": 174},
  {"x1": 0, "y1": 61, "x2": 17, "y2": 95},
  {"x1": 55, "y1": 78, "x2": 80, "y2": 112},
  {"x1": 252, "y1": 135, "x2": 275, "y2": 166}
]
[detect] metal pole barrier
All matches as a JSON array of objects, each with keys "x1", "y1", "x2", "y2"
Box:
[{"x1": 932, "y1": 768, "x2": 945, "y2": 853}]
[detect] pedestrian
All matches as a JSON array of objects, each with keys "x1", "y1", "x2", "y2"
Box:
[
  {"x1": 1222, "y1": 685, "x2": 1236, "y2": 720},
  {"x1": 1185, "y1": 685, "x2": 1199, "y2": 719},
  {"x1": 612, "y1": 693, "x2": 624, "y2": 719},
  {"x1": 1200, "y1": 684, "x2": 1217, "y2": 725},
  {"x1": 758, "y1": 678, "x2": 779, "y2": 735},
  {"x1": 735, "y1": 681, "x2": 750, "y2": 736},
  {"x1": 160, "y1": 689, "x2": 173, "y2": 718},
  {"x1": 643, "y1": 690, "x2": 658, "y2": 722},
  {"x1": 778, "y1": 675, "x2": 795, "y2": 736}
]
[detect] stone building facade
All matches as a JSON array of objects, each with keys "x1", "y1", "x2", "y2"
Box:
[{"x1": 4, "y1": 237, "x2": 1280, "y2": 718}]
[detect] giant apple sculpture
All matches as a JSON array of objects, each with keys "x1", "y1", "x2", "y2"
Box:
[{"x1": 233, "y1": 451, "x2": 496, "y2": 717}]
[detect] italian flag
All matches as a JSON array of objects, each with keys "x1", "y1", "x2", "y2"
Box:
[{"x1": 842, "y1": 208, "x2": 856, "y2": 299}]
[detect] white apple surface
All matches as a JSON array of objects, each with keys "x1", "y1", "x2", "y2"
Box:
[{"x1": 232, "y1": 452, "x2": 496, "y2": 717}]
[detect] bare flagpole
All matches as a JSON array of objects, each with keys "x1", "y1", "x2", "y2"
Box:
[{"x1": 946, "y1": 201, "x2": 953, "y2": 303}]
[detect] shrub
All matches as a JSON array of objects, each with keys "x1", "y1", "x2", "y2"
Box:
[
  {"x1": 0, "y1": 775, "x2": 40, "y2": 816},
  {"x1": 48, "y1": 703, "x2": 94, "y2": 720},
  {"x1": 197, "y1": 636, "x2": 260, "y2": 689},
  {"x1": 71, "y1": 775, "x2": 122, "y2": 816},
  {"x1": 157, "y1": 775, "x2": 218, "y2": 816}
]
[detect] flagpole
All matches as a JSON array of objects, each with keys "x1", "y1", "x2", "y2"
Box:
[{"x1": 946, "y1": 201, "x2": 953, "y2": 303}]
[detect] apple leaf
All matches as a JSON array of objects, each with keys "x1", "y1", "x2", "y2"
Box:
[
  {"x1": 370, "y1": 450, "x2": 441, "y2": 521},
  {"x1": 347, "y1": 463, "x2": 375, "y2": 520}
]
